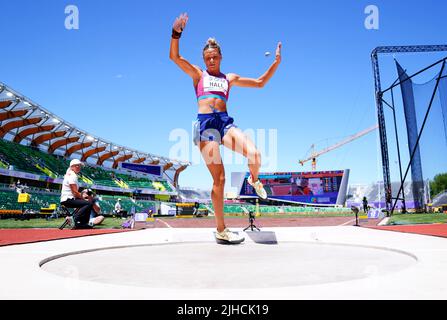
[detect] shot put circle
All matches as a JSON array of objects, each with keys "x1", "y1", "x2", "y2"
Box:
[{"x1": 40, "y1": 241, "x2": 417, "y2": 289}]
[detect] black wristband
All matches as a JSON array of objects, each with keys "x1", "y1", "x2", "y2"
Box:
[{"x1": 172, "y1": 29, "x2": 182, "y2": 39}]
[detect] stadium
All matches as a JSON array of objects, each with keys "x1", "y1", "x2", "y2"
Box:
[
  {"x1": 0, "y1": 79, "x2": 438, "y2": 219},
  {"x1": 1, "y1": 2, "x2": 447, "y2": 304},
  {"x1": 0, "y1": 82, "x2": 360, "y2": 217}
]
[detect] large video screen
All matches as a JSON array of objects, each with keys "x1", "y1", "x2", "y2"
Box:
[{"x1": 238, "y1": 170, "x2": 348, "y2": 205}]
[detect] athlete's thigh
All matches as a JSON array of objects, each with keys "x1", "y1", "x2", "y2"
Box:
[
  {"x1": 199, "y1": 141, "x2": 223, "y2": 164},
  {"x1": 199, "y1": 141, "x2": 225, "y2": 179},
  {"x1": 222, "y1": 127, "x2": 257, "y2": 157}
]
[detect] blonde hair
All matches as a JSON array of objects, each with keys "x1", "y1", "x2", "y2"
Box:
[{"x1": 203, "y1": 37, "x2": 222, "y2": 56}]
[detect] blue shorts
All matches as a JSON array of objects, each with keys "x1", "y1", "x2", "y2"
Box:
[{"x1": 193, "y1": 111, "x2": 237, "y2": 145}]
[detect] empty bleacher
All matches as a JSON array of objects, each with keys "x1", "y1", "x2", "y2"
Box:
[
  {"x1": 0, "y1": 185, "x2": 160, "y2": 216},
  {"x1": 0, "y1": 138, "x2": 174, "y2": 194},
  {"x1": 0, "y1": 139, "x2": 43, "y2": 175},
  {"x1": 0, "y1": 188, "x2": 60, "y2": 212}
]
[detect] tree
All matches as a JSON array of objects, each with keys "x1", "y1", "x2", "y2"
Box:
[{"x1": 430, "y1": 173, "x2": 447, "y2": 198}]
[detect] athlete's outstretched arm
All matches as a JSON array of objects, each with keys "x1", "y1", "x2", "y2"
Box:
[
  {"x1": 229, "y1": 42, "x2": 282, "y2": 88},
  {"x1": 169, "y1": 13, "x2": 201, "y2": 81}
]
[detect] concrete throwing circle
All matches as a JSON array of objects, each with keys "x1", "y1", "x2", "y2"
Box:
[{"x1": 40, "y1": 242, "x2": 417, "y2": 289}]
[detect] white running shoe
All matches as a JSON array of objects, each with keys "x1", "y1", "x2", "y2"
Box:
[
  {"x1": 247, "y1": 175, "x2": 268, "y2": 200},
  {"x1": 215, "y1": 228, "x2": 245, "y2": 244}
]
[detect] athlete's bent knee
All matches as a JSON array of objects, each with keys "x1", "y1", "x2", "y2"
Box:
[{"x1": 213, "y1": 175, "x2": 226, "y2": 187}]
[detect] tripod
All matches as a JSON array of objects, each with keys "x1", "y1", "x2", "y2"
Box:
[{"x1": 243, "y1": 211, "x2": 260, "y2": 232}]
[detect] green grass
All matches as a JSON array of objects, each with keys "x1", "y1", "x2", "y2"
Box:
[
  {"x1": 0, "y1": 217, "x2": 127, "y2": 229},
  {"x1": 388, "y1": 213, "x2": 447, "y2": 225}
]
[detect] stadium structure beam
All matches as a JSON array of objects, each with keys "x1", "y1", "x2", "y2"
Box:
[
  {"x1": 0, "y1": 101, "x2": 13, "y2": 109},
  {"x1": 112, "y1": 154, "x2": 133, "y2": 169},
  {"x1": 173, "y1": 165, "x2": 187, "y2": 189},
  {"x1": 81, "y1": 146, "x2": 106, "y2": 162},
  {"x1": 31, "y1": 131, "x2": 67, "y2": 146},
  {"x1": 0, "y1": 109, "x2": 28, "y2": 121},
  {"x1": 0, "y1": 117, "x2": 43, "y2": 138},
  {"x1": 0, "y1": 82, "x2": 191, "y2": 178},
  {"x1": 163, "y1": 162, "x2": 173, "y2": 171},
  {"x1": 132, "y1": 157, "x2": 146, "y2": 164},
  {"x1": 48, "y1": 136, "x2": 80, "y2": 154},
  {"x1": 97, "y1": 151, "x2": 120, "y2": 166},
  {"x1": 65, "y1": 142, "x2": 93, "y2": 157},
  {"x1": 371, "y1": 44, "x2": 447, "y2": 215},
  {"x1": 14, "y1": 125, "x2": 56, "y2": 143}
]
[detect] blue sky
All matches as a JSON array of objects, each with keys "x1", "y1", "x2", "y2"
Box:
[{"x1": 1, "y1": 0, "x2": 446, "y2": 191}]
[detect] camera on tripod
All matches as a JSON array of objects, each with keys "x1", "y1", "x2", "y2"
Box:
[{"x1": 244, "y1": 210, "x2": 260, "y2": 232}]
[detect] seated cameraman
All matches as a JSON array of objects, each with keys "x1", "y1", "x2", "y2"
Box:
[
  {"x1": 60, "y1": 159, "x2": 94, "y2": 229},
  {"x1": 81, "y1": 189, "x2": 105, "y2": 227}
]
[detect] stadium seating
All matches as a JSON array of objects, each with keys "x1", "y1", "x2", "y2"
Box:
[
  {"x1": 115, "y1": 173, "x2": 154, "y2": 189},
  {"x1": 0, "y1": 187, "x2": 160, "y2": 215},
  {"x1": 161, "y1": 181, "x2": 173, "y2": 192},
  {"x1": 0, "y1": 190, "x2": 22, "y2": 210},
  {"x1": 97, "y1": 196, "x2": 159, "y2": 215},
  {"x1": 0, "y1": 138, "x2": 174, "y2": 193},
  {"x1": 0, "y1": 189, "x2": 60, "y2": 212},
  {"x1": 0, "y1": 139, "x2": 43, "y2": 175}
]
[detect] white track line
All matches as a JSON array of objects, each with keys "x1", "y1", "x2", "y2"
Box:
[
  {"x1": 155, "y1": 218, "x2": 173, "y2": 228},
  {"x1": 339, "y1": 218, "x2": 356, "y2": 226}
]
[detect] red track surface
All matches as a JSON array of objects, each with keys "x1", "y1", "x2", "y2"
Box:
[
  {"x1": 3, "y1": 217, "x2": 445, "y2": 247},
  {"x1": 367, "y1": 224, "x2": 447, "y2": 238},
  {"x1": 155, "y1": 216, "x2": 376, "y2": 228},
  {"x1": 0, "y1": 216, "x2": 372, "y2": 246},
  {"x1": 0, "y1": 229, "x2": 131, "y2": 247}
]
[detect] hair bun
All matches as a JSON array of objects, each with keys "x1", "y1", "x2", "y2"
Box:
[
  {"x1": 207, "y1": 38, "x2": 218, "y2": 47},
  {"x1": 203, "y1": 37, "x2": 222, "y2": 55}
]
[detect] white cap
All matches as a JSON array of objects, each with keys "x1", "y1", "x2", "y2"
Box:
[{"x1": 70, "y1": 159, "x2": 83, "y2": 167}]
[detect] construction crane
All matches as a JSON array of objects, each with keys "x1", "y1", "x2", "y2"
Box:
[{"x1": 299, "y1": 124, "x2": 379, "y2": 171}]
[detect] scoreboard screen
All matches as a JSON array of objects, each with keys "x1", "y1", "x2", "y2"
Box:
[{"x1": 237, "y1": 170, "x2": 349, "y2": 205}]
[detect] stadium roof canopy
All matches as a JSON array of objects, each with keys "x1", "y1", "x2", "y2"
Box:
[{"x1": 0, "y1": 82, "x2": 190, "y2": 175}]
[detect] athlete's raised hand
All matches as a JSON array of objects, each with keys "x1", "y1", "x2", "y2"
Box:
[{"x1": 173, "y1": 12, "x2": 188, "y2": 33}]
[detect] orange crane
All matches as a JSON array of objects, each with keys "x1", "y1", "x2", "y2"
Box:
[{"x1": 299, "y1": 124, "x2": 379, "y2": 171}]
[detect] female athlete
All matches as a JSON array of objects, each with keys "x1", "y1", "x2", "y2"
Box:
[{"x1": 169, "y1": 13, "x2": 281, "y2": 244}]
